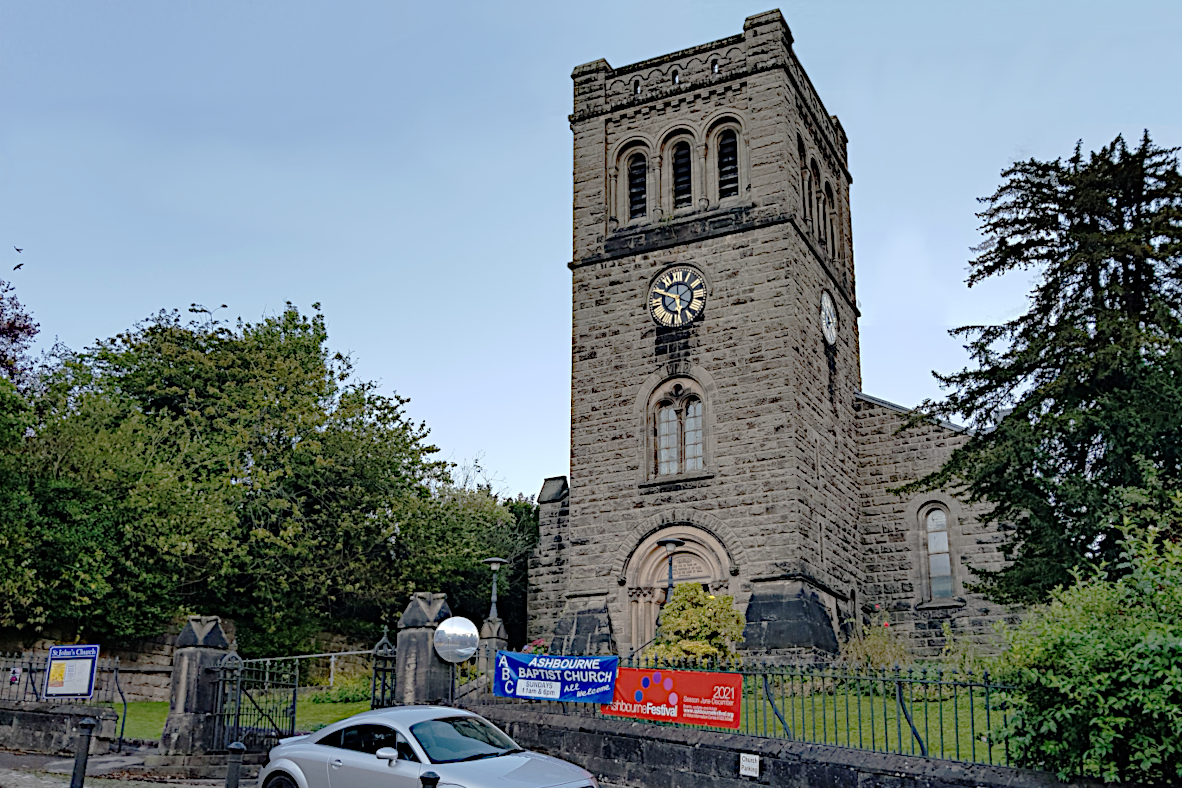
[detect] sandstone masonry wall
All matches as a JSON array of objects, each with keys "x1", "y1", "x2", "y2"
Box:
[{"x1": 855, "y1": 395, "x2": 1015, "y2": 656}]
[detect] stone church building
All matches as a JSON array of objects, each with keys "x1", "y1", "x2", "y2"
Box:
[{"x1": 528, "y1": 10, "x2": 1010, "y2": 659}]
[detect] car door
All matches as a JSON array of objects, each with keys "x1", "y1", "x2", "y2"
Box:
[
  {"x1": 285, "y1": 728, "x2": 338, "y2": 788},
  {"x1": 326, "y1": 723, "x2": 421, "y2": 788}
]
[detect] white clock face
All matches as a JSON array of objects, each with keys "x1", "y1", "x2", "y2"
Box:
[{"x1": 820, "y1": 291, "x2": 838, "y2": 345}]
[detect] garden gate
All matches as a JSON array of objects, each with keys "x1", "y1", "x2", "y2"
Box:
[{"x1": 211, "y1": 652, "x2": 298, "y2": 752}]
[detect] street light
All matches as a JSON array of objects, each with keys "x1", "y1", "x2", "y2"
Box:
[
  {"x1": 655, "y1": 537, "x2": 685, "y2": 605},
  {"x1": 482, "y1": 557, "x2": 508, "y2": 620}
]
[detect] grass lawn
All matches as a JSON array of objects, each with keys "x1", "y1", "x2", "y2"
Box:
[
  {"x1": 102, "y1": 701, "x2": 169, "y2": 742},
  {"x1": 100, "y1": 699, "x2": 370, "y2": 742},
  {"x1": 296, "y1": 699, "x2": 371, "y2": 731}
]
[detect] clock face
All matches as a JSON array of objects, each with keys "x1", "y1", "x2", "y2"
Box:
[
  {"x1": 820, "y1": 291, "x2": 838, "y2": 345},
  {"x1": 649, "y1": 266, "x2": 707, "y2": 328}
]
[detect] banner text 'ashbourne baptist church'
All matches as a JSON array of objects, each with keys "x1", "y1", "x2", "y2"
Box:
[{"x1": 493, "y1": 651, "x2": 617, "y2": 703}]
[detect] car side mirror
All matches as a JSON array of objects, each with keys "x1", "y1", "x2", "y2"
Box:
[{"x1": 375, "y1": 747, "x2": 400, "y2": 763}]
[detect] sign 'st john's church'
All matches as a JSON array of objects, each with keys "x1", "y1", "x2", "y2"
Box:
[{"x1": 529, "y1": 11, "x2": 1010, "y2": 658}]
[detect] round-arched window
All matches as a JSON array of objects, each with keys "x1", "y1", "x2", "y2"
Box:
[{"x1": 925, "y1": 508, "x2": 952, "y2": 599}]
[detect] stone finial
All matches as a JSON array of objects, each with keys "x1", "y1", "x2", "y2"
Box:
[
  {"x1": 174, "y1": 616, "x2": 232, "y2": 649},
  {"x1": 397, "y1": 592, "x2": 451, "y2": 630}
]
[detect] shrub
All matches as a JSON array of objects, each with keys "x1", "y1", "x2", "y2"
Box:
[
  {"x1": 839, "y1": 604, "x2": 911, "y2": 670},
  {"x1": 997, "y1": 531, "x2": 1182, "y2": 783},
  {"x1": 309, "y1": 671, "x2": 371, "y2": 704},
  {"x1": 648, "y1": 583, "x2": 744, "y2": 663}
]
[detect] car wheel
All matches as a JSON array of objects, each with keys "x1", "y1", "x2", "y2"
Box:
[{"x1": 266, "y1": 773, "x2": 298, "y2": 788}]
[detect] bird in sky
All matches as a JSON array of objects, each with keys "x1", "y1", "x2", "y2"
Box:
[
  {"x1": 13, "y1": 247, "x2": 22, "y2": 253},
  {"x1": 12, "y1": 263, "x2": 22, "y2": 271}
]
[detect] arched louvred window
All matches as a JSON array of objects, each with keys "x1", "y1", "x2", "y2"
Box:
[
  {"x1": 797, "y1": 135, "x2": 809, "y2": 223},
  {"x1": 811, "y1": 162, "x2": 822, "y2": 238},
  {"x1": 656, "y1": 403, "x2": 678, "y2": 475},
  {"x1": 672, "y1": 142, "x2": 693, "y2": 209},
  {"x1": 718, "y1": 129, "x2": 739, "y2": 198},
  {"x1": 824, "y1": 183, "x2": 837, "y2": 254},
  {"x1": 683, "y1": 398, "x2": 703, "y2": 471},
  {"x1": 628, "y1": 153, "x2": 647, "y2": 219},
  {"x1": 926, "y1": 508, "x2": 953, "y2": 599}
]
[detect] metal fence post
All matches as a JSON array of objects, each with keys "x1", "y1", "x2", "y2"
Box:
[
  {"x1": 224, "y1": 741, "x2": 246, "y2": 788},
  {"x1": 69, "y1": 717, "x2": 97, "y2": 788}
]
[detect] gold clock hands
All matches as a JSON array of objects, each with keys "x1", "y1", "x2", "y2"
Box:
[{"x1": 652, "y1": 287, "x2": 682, "y2": 301}]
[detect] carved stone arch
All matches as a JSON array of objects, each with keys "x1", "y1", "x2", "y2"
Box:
[
  {"x1": 659, "y1": 125, "x2": 700, "y2": 150},
  {"x1": 613, "y1": 507, "x2": 746, "y2": 582},
  {"x1": 613, "y1": 508, "x2": 747, "y2": 652},
  {"x1": 703, "y1": 110, "x2": 745, "y2": 138},
  {"x1": 631, "y1": 362, "x2": 718, "y2": 485},
  {"x1": 609, "y1": 133, "x2": 656, "y2": 168}
]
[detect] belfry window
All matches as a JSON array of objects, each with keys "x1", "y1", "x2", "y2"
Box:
[
  {"x1": 926, "y1": 508, "x2": 953, "y2": 599},
  {"x1": 628, "y1": 153, "x2": 647, "y2": 219},
  {"x1": 651, "y1": 381, "x2": 706, "y2": 477},
  {"x1": 824, "y1": 183, "x2": 837, "y2": 254},
  {"x1": 718, "y1": 129, "x2": 739, "y2": 198},
  {"x1": 672, "y1": 142, "x2": 692, "y2": 209}
]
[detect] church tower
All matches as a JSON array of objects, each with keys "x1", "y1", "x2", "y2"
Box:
[{"x1": 531, "y1": 10, "x2": 865, "y2": 657}]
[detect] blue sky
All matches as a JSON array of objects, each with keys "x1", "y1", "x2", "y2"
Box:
[{"x1": 2, "y1": 1, "x2": 1179, "y2": 497}]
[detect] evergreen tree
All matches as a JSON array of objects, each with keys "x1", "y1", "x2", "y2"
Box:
[{"x1": 905, "y1": 131, "x2": 1182, "y2": 604}]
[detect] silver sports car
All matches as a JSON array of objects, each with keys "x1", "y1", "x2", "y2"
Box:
[{"x1": 258, "y1": 706, "x2": 597, "y2": 788}]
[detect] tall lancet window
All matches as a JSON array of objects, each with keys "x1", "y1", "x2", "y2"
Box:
[
  {"x1": 652, "y1": 382, "x2": 706, "y2": 477},
  {"x1": 672, "y1": 142, "x2": 693, "y2": 208},
  {"x1": 718, "y1": 129, "x2": 739, "y2": 198},
  {"x1": 628, "y1": 153, "x2": 648, "y2": 219},
  {"x1": 926, "y1": 508, "x2": 953, "y2": 599}
]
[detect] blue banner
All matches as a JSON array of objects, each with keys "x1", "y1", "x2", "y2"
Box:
[{"x1": 493, "y1": 651, "x2": 617, "y2": 703}]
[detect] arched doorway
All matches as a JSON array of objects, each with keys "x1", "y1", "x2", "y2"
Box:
[{"x1": 623, "y1": 525, "x2": 731, "y2": 652}]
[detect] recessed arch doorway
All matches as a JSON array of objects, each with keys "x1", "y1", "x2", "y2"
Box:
[{"x1": 623, "y1": 524, "x2": 731, "y2": 652}]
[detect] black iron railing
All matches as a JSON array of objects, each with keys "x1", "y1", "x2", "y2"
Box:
[
  {"x1": 461, "y1": 651, "x2": 1014, "y2": 768},
  {"x1": 370, "y1": 627, "x2": 396, "y2": 709}
]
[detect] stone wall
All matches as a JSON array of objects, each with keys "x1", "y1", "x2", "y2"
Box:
[
  {"x1": 478, "y1": 705, "x2": 1111, "y2": 788},
  {"x1": 528, "y1": 478, "x2": 570, "y2": 643},
  {"x1": 0, "y1": 700, "x2": 118, "y2": 755},
  {"x1": 855, "y1": 393, "x2": 1014, "y2": 656}
]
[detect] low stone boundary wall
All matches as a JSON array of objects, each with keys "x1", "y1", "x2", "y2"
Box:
[
  {"x1": 0, "y1": 700, "x2": 118, "y2": 755},
  {"x1": 477, "y1": 705, "x2": 1119, "y2": 788},
  {"x1": 116, "y1": 665, "x2": 173, "y2": 702}
]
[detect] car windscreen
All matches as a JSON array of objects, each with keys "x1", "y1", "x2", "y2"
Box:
[{"x1": 409, "y1": 716, "x2": 520, "y2": 764}]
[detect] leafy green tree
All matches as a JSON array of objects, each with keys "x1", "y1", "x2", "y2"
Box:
[
  {"x1": 0, "y1": 279, "x2": 39, "y2": 381},
  {"x1": 905, "y1": 132, "x2": 1182, "y2": 604},
  {"x1": 649, "y1": 583, "x2": 744, "y2": 663},
  {"x1": 998, "y1": 521, "x2": 1182, "y2": 783},
  {"x1": 0, "y1": 301, "x2": 541, "y2": 653}
]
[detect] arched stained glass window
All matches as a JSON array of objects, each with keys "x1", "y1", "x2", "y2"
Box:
[{"x1": 926, "y1": 508, "x2": 953, "y2": 599}]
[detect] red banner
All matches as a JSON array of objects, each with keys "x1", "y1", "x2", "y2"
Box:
[{"x1": 601, "y1": 667, "x2": 742, "y2": 729}]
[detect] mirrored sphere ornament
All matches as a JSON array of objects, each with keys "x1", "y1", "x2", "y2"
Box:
[{"x1": 433, "y1": 616, "x2": 479, "y2": 663}]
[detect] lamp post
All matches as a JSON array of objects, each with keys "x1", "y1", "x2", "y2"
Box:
[
  {"x1": 655, "y1": 537, "x2": 685, "y2": 606},
  {"x1": 482, "y1": 557, "x2": 508, "y2": 620}
]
